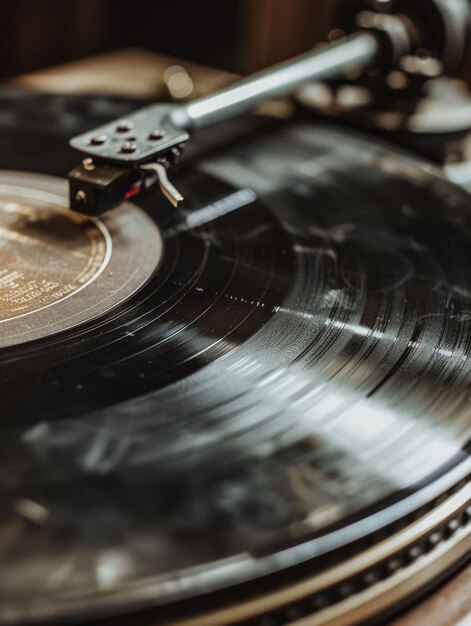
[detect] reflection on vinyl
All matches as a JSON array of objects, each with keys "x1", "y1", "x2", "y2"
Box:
[{"x1": 1, "y1": 119, "x2": 471, "y2": 625}]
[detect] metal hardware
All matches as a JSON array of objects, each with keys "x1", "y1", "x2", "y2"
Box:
[
  {"x1": 116, "y1": 120, "x2": 133, "y2": 132},
  {"x1": 140, "y1": 162, "x2": 184, "y2": 207},
  {"x1": 90, "y1": 135, "x2": 107, "y2": 146},
  {"x1": 68, "y1": 0, "x2": 471, "y2": 215},
  {"x1": 69, "y1": 34, "x2": 379, "y2": 214},
  {"x1": 120, "y1": 142, "x2": 138, "y2": 154}
]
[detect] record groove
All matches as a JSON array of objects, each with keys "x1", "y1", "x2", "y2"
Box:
[{"x1": 1, "y1": 120, "x2": 471, "y2": 624}]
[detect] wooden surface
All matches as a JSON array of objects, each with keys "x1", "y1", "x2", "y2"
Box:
[
  {"x1": 237, "y1": 0, "x2": 329, "y2": 72},
  {"x1": 7, "y1": 48, "x2": 235, "y2": 99},
  {"x1": 7, "y1": 47, "x2": 471, "y2": 626},
  {"x1": 0, "y1": 0, "x2": 108, "y2": 79}
]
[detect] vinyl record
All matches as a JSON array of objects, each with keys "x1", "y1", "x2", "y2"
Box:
[{"x1": 1, "y1": 117, "x2": 471, "y2": 625}]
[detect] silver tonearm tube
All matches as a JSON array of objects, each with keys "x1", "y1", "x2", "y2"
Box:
[{"x1": 167, "y1": 33, "x2": 378, "y2": 132}]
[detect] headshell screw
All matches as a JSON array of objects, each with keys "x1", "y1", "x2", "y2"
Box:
[
  {"x1": 116, "y1": 120, "x2": 133, "y2": 132},
  {"x1": 82, "y1": 158, "x2": 95, "y2": 171},
  {"x1": 90, "y1": 135, "x2": 107, "y2": 146},
  {"x1": 120, "y1": 142, "x2": 138, "y2": 154}
]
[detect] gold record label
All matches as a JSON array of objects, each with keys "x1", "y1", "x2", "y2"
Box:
[
  {"x1": 0, "y1": 172, "x2": 163, "y2": 348},
  {"x1": 0, "y1": 198, "x2": 109, "y2": 320}
]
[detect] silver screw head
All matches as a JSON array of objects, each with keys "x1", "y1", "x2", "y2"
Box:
[
  {"x1": 90, "y1": 134, "x2": 107, "y2": 145},
  {"x1": 82, "y1": 158, "x2": 95, "y2": 171},
  {"x1": 148, "y1": 129, "x2": 166, "y2": 140},
  {"x1": 120, "y1": 142, "x2": 137, "y2": 154},
  {"x1": 116, "y1": 120, "x2": 133, "y2": 132}
]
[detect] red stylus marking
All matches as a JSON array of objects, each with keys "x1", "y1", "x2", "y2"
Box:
[{"x1": 124, "y1": 184, "x2": 142, "y2": 200}]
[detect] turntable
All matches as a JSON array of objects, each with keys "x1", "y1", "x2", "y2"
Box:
[{"x1": 1, "y1": 2, "x2": 471, "y2": 625}]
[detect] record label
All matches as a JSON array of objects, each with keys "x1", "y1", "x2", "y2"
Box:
[
  {"x1": 0, "y1": 172, "x2": 162, "y2": 347},
  {"x1": 0, "y1": 194, "x2": 109, "y2": 319}
]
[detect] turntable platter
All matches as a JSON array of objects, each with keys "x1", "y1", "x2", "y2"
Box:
[{"x1": 1, "y1": 121, "x2": 471, "y2": 625}]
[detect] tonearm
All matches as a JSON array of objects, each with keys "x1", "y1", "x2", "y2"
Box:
[{"x1": 68, "y1": 0, "x2": 471, "y2": 215}]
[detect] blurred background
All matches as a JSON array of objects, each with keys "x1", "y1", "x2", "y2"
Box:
[
  {"x1": 0, "y1": 0, "x2": 334, "y2": 78},
  {"x1": 1, "y1": 0, "x2": 470, "y2": 139}
]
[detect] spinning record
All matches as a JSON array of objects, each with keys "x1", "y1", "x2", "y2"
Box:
[{"x1": 1, "y1": 118, "x2": 471, "y2": 625}]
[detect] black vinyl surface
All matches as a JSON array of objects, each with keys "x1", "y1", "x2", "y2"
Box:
[{"x1": 0, "y1": 93, "x2": 470, "y2": 624}]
